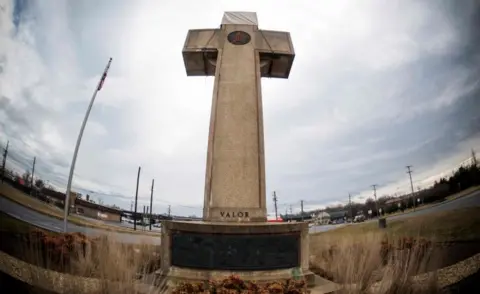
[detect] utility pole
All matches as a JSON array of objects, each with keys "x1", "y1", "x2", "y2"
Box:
[
  {"x1": 30, "y1": 156, "x2": 36, "y2": 196},
  {"x1": 473, "y1": 149, "x2": 478, "y2": 185},
  {"x1": 349, "y1": 193, "x2": 353, "y2": 223},
  {"x1": 167, "y1": 205, "x2": 171, "y2": 217},
  {"x1": 146, "y1": 206, "x2": 150, "y2": 231},
  {"x1": 300, "y1": 200, "x2": 304, "y2": 221},
  {"x1": 472, "y1": 149, "x2": 478, "y2": 167},
  {"x1": 273, "y1": 191, "x2": 278, "y2": 220},
  {"x1": 134, "y1": 166, "x2": 141, "y2": 231},
  {"x1": 289, "y1": 204, "x2": 293, "y2": 215},
  {"x1": 149, "y1": 179, "x2": 154, "y2": 231},
  {"x1": 371, "y1": 184, "x2": 379, "y2": 217},
  {"x1": 406, "y1": 165, "x2": 416, "y2": 211},
  {"x1": 1, "y1": 141, "x2": 8, "y2": 183}
]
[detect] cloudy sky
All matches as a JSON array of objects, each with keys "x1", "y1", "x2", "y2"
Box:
[{"x1": 1, "y1": 0, "x2": 479, "y2": 216}]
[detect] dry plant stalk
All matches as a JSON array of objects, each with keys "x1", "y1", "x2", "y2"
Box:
[
  {"x1": 13, "y1": 227, "x2": 449, "y2": 293},
  {"x1": 310, "y1": 232, "x2": 440, "y2": 294},
  {"x1": 20, "y1": 231, "x2": 161, "y2": 294}
]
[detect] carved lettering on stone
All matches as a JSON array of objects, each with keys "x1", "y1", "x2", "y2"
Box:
[{"x1": 220, "y1": 211, "x2": 249, "y2": 218}]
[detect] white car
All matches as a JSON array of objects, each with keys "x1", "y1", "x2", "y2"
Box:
[{"x1": 354, "y1": 215, "x2": 366, "y2": 222}]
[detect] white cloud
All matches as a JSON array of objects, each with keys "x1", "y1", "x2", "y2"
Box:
[{"x1": 1, "y1": 0, "x2": 479, "y2": 217}]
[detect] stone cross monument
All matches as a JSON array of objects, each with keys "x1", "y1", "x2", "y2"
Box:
[
  {"x1": 159, "y1": 12, "x2": 314, "y2": 287},
  {"x1": 182, "y1": 11, "x2": 295, "y2": 222}
]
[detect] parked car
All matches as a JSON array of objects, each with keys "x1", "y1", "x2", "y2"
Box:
[{"x1": 354, "y1": 214, "x2": 366, "y2": 222}]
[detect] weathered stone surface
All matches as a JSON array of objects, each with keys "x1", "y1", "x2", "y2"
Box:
[
  {"x1": 163, "y1": 11, "x2": 308, "y2": 287},
  {"x1": 182, "y1": 12, "x2": 294, "y2": 223}
]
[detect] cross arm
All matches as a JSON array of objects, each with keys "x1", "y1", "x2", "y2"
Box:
[
  {"x1": 255, "y1": 30, "x2": 294, "y2": 55},
  {"x1": 182, "y1": 29, "x2": 221, "y2": 76},
  {"x1": 255, "y1": 30, "x2": 295, "y2": 79}
]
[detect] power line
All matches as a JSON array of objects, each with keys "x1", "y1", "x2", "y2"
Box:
[
  {"x1": 472, "y1": 149, "x2": 477, "y2": 167},
  {"x1": 300, "y1": 200, "x2": 304, "y2": 221},
  {"x1": 134, "y1": 166, "x2": 141, "y2": 231},
  {"x1": 149, "y1": 179, "x2": 154, "y2": 231},
  {"x1": 1, "y1": 141, "x2": 8, "y2": 183},
  {"x1": 406, "y1": 165, "x2": 416, "y2": 211},
  {"x1": 272, "y1": 191, "x2": 278, "y2": 220},
  {"x1": 30, "y1": 156, "x2": 36, "y2": 189},
  {"x1": 348, "y1": 193, "x2": 353, "y2": 222},
  {"x1": 371, "y1": 184, "x2": 379, "y2": 217}
]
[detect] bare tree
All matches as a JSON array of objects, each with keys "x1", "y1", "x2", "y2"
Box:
[
  {"x1": 22, "y1": 171, "x2": 31, "y2": 185},
  {"x1": 34, "y1": 178, "x2": 45, "y2": 189}
]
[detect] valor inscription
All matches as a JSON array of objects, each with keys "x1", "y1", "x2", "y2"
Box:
[
  {"x1": 220, "y1": 211, "x2": 249, "y2": 218},
  {"x1": 170, "y1": 231, "x2": 300, "y2": 270}
]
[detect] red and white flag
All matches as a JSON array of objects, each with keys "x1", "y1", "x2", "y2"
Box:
[{"x1": 97, "y1": 57, "x2": 113, "y2": 91}]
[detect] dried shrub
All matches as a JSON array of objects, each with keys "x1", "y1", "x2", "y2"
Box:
[
  {"x1": 10, "y1": 229, "x2": 161, "y2": 279},
  {"x1": 310, "y1": 234, "x2": 437, "y2": 293}
]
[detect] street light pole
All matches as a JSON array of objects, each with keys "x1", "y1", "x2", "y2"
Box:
[{"x1": 63, "y1": 57, "x2": 113, "y2": 233}]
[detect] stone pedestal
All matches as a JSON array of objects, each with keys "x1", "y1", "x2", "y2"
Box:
[{"x1": 159, "y1": 220, "x2": 314, "y2": 287}]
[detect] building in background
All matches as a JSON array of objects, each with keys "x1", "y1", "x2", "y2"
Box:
[{"x1": 75, "y1": 198, "x2": 122, "y2": 222}]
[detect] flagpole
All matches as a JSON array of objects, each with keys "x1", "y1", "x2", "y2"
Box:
[{"x1": 63, "y1": 57, "x2": 113, "y2": 233}]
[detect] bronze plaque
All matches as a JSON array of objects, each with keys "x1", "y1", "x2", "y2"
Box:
[
  {"x1": 171, "y1": 231, "x2": 300, "y2": 270},
  {"x1": 227, "y1": 31, "x2": 251, "y2": 45}
]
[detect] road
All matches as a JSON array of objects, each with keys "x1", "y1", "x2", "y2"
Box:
[
  {"x1": 0, "y1": 196, "x2": 160, "y2": 245},
  {"x1": 308, "y1": 189, "x2": 480, "y2": 232},
  {"x1": 1, "y1": 189, "x2": 479, "y2": 244},
  {"x1": 74, "y1": 214, "x2": 162, "y2": 232},
  {"x1": 386, "y1": 189, "x2": 480, "y2": 221},
  {"x1": 309, "y1": 223, "x2": 346, "y2": 233}
]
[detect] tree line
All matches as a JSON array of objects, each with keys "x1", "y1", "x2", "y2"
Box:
[{"x1": 311, "y1": 156, "x2": 479, "y2": 219}]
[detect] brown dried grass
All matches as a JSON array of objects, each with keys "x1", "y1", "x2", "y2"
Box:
[{"x1": 310, "y1": 232, "x2": 440, "y2": 294}]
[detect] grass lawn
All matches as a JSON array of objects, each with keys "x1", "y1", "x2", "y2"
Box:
[
  {"x1": 312, "y1": 206, "x2": 480, "y2": 242},
  {"x1": 0, "y1": 183, "x2": 158, "y2": 236}
]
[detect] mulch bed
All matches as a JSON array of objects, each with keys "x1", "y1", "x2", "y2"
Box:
[
  {"x1": 0, "y1": 229, "x2": 161, "y2": 279},
  {"x1": 172, "y1": 275, "x2": 309, "y2": 294}
]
